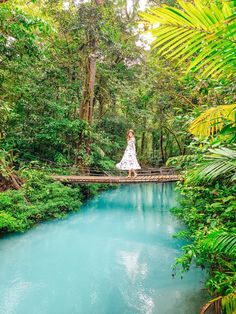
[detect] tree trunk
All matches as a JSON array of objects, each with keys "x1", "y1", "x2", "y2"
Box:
[
  {"x1": 141, "y1": 131, "x2": 146, "y2": 156},
  {"x1": 79, "y1": 0, "x2": 104, "y2": 124},
  {"x1": 0, "y1": 171, "x2": 23, "y2": 191},
  {"x1": 162, "y1": 125, "x2": 183, "y2": 155},
  {"x1": 80, "y1": 54, "x2": 96, "y2": 125},
  {"x1": 77, "y1": 0, "x2": 104, "y2": 164},
  {"x1": 160, "y1": 127, "x2": 165, "y2": 165}
]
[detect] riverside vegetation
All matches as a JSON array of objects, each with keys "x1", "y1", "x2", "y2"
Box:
[{"x1": 0, "y1": 0, "x2": 235, "y2": 313}]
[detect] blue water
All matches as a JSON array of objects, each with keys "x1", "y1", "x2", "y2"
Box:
[{"x1": 0, "y1": 183, "x2": 208, "y2": 314}]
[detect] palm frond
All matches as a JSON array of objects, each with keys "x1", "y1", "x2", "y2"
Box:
[
  {"x1": 221, "y1": 292, "x2": 236, "y2": 314},
  {"x1": 185, "y1": 146, "x2": 236, "y2": 183},
  {"x1": 196, "y1": 146, "x2": 236, "y2": 181},
  {"x1": 139, "y1": 0, "x2": 236, "y2": 79},
  {"x1": 200, "y1": 292, "x2": 236, "y2": 314},
  {"x1": 202, "y1": 230, "x2": 236, "y2": 257},
  {"x1": 189, "y1": 104, "x2": 236, "y2": 138}
]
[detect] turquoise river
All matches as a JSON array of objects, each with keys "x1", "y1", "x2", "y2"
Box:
[{"x1": 0, "y1": 183, "x2": 209, "y2": 314}]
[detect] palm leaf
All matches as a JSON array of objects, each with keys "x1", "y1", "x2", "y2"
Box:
[
  {"x1": 200, "y1": 161, "x2": 235, "y2": 180},
  {"x1": 201, "y1": 230, "x2": 236, "y2": 314},
  {"x1": 221, "y1": 293, "x2": 236, "y2": 314},
  {"x1": 196, "y1": 146, "x2": 236, "y2": 181},
  {"x1": 139, "y1": 0, "x2": 236, "y2": 79},
  {"x1": 186, "y1": 146, "x2": 236, "y2": 183},
  {"x1": 189, "y1": 104, "x2": 236, "y2": 138},
  {"x1": 202, "y1": 230, "x2": 236, "y2": 257},
  {"x1": 200, "y1": 292, "x2": 236, "y2": 314}
]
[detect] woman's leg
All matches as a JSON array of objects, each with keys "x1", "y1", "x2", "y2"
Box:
[
  {"x1": 128, "y1": 170, "x2": 131, "y2": 177},
  {"x1": 133, "y1": 170, "x2": 137, "y2": 177}
]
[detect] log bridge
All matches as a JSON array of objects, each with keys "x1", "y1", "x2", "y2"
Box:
[{"x1": 52, "y1": 167, "x2": 181, "y2": 184}]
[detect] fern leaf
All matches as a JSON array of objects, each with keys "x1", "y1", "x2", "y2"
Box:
[
  {"x1": 189, "y1": 104, "x2": 236, "y2": 138},
  {"x1": 139, "y1": 0, "x2": 236, "y2": 79}
]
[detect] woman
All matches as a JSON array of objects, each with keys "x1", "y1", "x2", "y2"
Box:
[{"x1": 116, "y1": 129, "x2": 141, "y2": 177}]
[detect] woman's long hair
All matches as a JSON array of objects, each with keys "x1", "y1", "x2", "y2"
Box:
[{"x1": 127, "y1": 129, "x2": 134, "y2": 141}]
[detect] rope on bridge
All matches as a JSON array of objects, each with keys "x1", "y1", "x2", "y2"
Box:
[
  {"x1": 28, "y1": 163, "x2": 177, "y2": 177},
  {"x1": 23, "y1": 158, "x2": 179, "y2": 179}
]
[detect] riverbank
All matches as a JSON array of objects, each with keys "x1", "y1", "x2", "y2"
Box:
[
  {"x1": 0, "y1": 169, "x2": 109, "y2": 234},
  {"x1": 171, "y1": 179, "x2": 236, "y2": 313}
]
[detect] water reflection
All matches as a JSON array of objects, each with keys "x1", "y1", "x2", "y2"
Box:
[
  {"x1": 88, "y1": 183, "x2": 179, "y2": 239},
  {"x1": 91, "y1": 183, "x2": 177, "y2": 212},
  {"x1": 117, "y1": 250, "x2": 148, "y2": 281}
]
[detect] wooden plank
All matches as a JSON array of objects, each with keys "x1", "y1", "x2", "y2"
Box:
[{"x1": 51, "y1": 175, "x2": 181, "y2": 184}]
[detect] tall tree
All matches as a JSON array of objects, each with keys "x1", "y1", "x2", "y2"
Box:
[{"x1": 79, "y1": 0, "x2": 104, "y2": 124}]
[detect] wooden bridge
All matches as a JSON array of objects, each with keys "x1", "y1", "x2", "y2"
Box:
[{"x1": 52, "y1": 167, "x2": 181, "y2": 184}]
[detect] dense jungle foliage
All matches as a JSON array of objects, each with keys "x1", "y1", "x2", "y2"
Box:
[{"x1": 0, "y1": 0, "x2": 235, "y2": 313}]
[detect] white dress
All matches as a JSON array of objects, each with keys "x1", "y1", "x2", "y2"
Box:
[{"x1": 116, "y1": 138, "x2": 141, "y2": 170}]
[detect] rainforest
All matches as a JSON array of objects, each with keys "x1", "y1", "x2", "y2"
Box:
[{"x1": 0, "y1": 0, "x2": 235, "y2": 313}]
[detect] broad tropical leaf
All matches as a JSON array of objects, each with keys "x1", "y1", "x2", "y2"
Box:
[
  {"x1": 191, "y1": 146, "x2": 236, "y2": 182},
  {"x1": 221, "y1": 293, "x2": 236, "y2": 314},
  {"x1": 140, "y1": 0, "x2": 236, "y2": 79},
  {"x1": 202, "y1": 230, "x2": 236, "y2": 257},
  {"x1": 200, "y1": 293, "x2": 236, "y2": 314},
  {"x1": 189, "y1": 104, "x2": 236, "y2": 138},
  {"x1": 201, "y1": 230, "x2": 236, "y2": 314}
]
